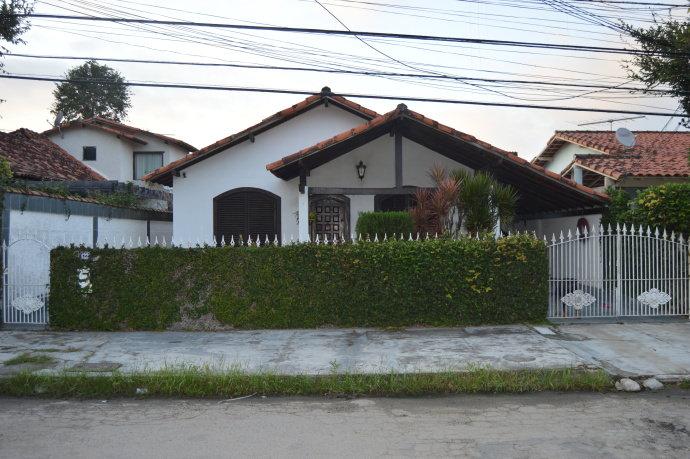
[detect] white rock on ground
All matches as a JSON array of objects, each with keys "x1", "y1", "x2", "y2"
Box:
[
  {"x1": 615, "y1": 378, "x2": 641, "y2": 392},
  {"x1": 642, "y1": 378, "x2": 663, "y2": 391}
]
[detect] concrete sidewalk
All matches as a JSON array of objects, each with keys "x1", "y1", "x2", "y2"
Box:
[{"x1": 0, "y1": 323, "x2": 688, "y2": 377}]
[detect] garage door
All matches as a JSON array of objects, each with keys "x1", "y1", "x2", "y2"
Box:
[{"x1": 213, "y1": 188, "x2": 280, "y2": 244}]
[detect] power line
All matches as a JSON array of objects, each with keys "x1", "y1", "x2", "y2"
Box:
[
  {"x1": 20, "y1": 14, "x2": 690, "y2": 56},
  {"x1": 1, "y1": 73, "x2": 686, "y2": 118},
  {"x1": 6, "y1": 52, "x2": 683, "y2": 94}
]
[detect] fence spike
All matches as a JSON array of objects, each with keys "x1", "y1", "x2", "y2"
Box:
[
  {"x1": 325, "y1": 234, "x2": 331, "y2": 244},
  {"x1": 274, "y1": 234, "x2": 279, "y2": 246},
  {"x1": 567, "y1": 229, "x2": 572, "y2": 241},
  {"x1": 154, "y1": 235, "x2": 159, "y2": 246},
  {"x1": 162, "y1": 236, "x2": 167, "y2": 247},
  {"x1": 583, "y1": 225, "x2": 589, "y2": 237},
  {"x1": 670, "y1": 231, "x2": 675, "y2": 242},
  {"x1": 383, "y1": 233, "x2": 388, "y2": 242},
  {"x1": 212, "y1": 235, "x2": 218, "y2": 246},
  {"x1": 255, "y1": 235, "x2": 261, "y2": 247},
  {"x1": 646, "y1": 226, "x2": 652, "y2": 237},
  {"x1": 679, "y1": 233, "x2": 685, "y2": 244},
  {"x1": 315, "y1": 234, "x2": 320, "y2": 244},
  {"x1": 146, "y1": 236, "x2": 150, "y2": 246},
  {"x1": 639, "y1": 225, "x2": 644, "y2": 236},
  {"x1": 621, "y1": 223, "x2": 627, "y2": 235},
  {"x1": 654, "y1": 227, "x2": 660, "y2": 238},
  {"x1": 425, "y1": 232, "x2": 429, "y2": 240},
  {"x1": 416, "y1": 232, "x2": 420, "y2": 241},
  {"x1": 358, "y1": 233, "x2": 363, "y2": 242},
  {"x1": 662, "y1": 229, "x2": 668, "y2": 240},
  {"x1": 373, "y1": 234, "x2": 378, "y2": 243}
]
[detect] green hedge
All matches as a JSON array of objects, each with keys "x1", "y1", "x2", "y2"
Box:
[
  {"x1": 49, "y1": 235, "x2": 548, "y2": 330},
  {"x1": 355, "y1": 211, "x2": 415, "y2": 239},
  {"x1": 602, "y1": 183, "x2": 690, "y2": 235}
]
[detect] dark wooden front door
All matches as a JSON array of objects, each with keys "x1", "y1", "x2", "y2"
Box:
[
  {"x1": 310, "y1": 195, "x2": 349, "y2": 241},
  {"x1": 213, "y1": 187, "x2": 280, "y2": 244}
]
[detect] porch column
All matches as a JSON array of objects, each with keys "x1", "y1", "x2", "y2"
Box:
[
  {"x1": 298, "y1": 187, "x2": 309, "y2": 242},
  {"x1": 572, "y1": 165, "x2": 584, "y2": 185}
]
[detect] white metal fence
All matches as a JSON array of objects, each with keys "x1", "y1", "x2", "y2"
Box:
[
  {"x1": 3, "y1": 225, "x2": 689, "y2": 326},
  {"x1": 548, "y1": 224, "x2": 690, "y2": 319}
]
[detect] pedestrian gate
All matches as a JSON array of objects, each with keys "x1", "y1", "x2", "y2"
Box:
[
  {"x1": 2, "y1": 238, "x2": 50, "y2": 326},
  {"x1": 548, "y1": 224, "x2": 689, "y2": 319}
]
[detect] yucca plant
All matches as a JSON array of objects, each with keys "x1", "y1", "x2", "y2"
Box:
[{"x1": 411, "y1": 166, "x2": 518, "y2": 236}]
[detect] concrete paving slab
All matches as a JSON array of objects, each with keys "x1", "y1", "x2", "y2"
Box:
[
  {"x1": 550, "y1": 322, "x2": 690, "y2": 377},
  {"x1": 0, "y1": 326, "x2": 587, "y2": 375}
]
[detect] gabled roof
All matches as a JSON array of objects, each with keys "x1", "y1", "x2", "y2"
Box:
[
  {"x1": 43, "y1": 116, "x2": 197, "y2": 153},
  {"x1": 268, "y1": 104, "x2": 609, "y2": 216},
  {"x1": 0, "y1": 129, "x2": 106, "y2": 182},
  {"x1": 144, "y1": 87, "x2": 379, "y2": 185},
  {"x1": 533, "y1": 130, "x2": 690, "y2": 179}
]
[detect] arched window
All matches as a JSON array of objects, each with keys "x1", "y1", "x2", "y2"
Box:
[{"x1": 213, "y1": 188, "x2": 280, "y2": 243}]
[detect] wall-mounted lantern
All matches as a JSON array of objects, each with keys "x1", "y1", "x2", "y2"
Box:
[{"x1": 356, "y1": 160, "x2": 367, "y2": 181}]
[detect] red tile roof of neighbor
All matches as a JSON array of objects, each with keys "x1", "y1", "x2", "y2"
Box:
[
  {"x1": 143, "y1": 87, "x2": 379, "y2": 184},
  {"x1": 0, "y1": 129, "x2": 106, "y2": 182},
  {"x1": 266, "y1": 104, "x2": 610, "y2": 201},
  {"x1": 43, "y1": 116, "x2": 198, "y2": 153},
  {"x1": 533, "y1": 130, "x2": 690, "y2": 179}
]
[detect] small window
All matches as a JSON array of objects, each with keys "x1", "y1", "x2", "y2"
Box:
[
  {"x1": 133, "y1": 152, "x2": 164, "y2": 180},
  {"x1": 83, "y1": 146, "x2": 96, "y2": 161}
]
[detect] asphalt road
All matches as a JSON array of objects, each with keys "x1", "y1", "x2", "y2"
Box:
[{"x1": 1, "y1": 392, "x2": 689, "y2": 458}]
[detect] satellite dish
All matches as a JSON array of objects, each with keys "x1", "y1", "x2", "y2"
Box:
[{"x1": 615, "y1": 127, "x2": 636, "y2": 148}]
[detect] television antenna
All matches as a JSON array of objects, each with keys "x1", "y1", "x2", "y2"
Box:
[
  {"x1": 578, "y1": 115, "x2": 645, "y2": 131},
  {"x1": 46, "y1": 111, "x2": 65, "y2": 138}
]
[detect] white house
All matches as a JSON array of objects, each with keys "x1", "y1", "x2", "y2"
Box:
[
  {"x1": 44, "y1": 117, "x2": 197, "y2": 184},
  {"x1": 532, "y1": 130, "x2": 690, "y2": 192},
  {"x1": 144, "y1": 87, "x2": 608, "y2": 243}
]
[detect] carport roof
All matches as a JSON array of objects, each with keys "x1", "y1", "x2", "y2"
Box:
[{"x1": 267, "y1": 104, "x2": 609, "y2": 217}]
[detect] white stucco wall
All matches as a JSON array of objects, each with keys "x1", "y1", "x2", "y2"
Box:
[
  {"x1": 172, "y1": 104, "x2": 370, "y2": 241},
  {"x1": 6, "y1": 209, "x2": 169, "y2": 287},
  {"x1": 543, "y1": 143, "x2": 601, "y2": 174},
  {"x1": 48, "y1": 127, "x2": 189, "y2": 182},
  {"x1": 174, "y1": 113, "x2": 476, "y2": 242},
  {"x1": 522, "y1": 213, "x2": 602, "y2": 240}
]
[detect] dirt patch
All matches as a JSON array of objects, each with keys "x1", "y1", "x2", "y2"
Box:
[{"x1": 168, "y1": 312, "x2": 235, "y2": 332}]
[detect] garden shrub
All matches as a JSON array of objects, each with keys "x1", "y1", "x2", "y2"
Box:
[
  {"x1": 355, "y1": 211, "x2": 415, "y2": 239},
  {"x1": 49, "y1": 235, "x2": 548, "y2": 330},
  {"x1": 602, "y1": 183, "x2": 690, "y2": 235}
]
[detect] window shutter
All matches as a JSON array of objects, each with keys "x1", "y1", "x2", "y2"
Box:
[{"x1": 214, "y1": 188, "x2": 280, "y2": 244}]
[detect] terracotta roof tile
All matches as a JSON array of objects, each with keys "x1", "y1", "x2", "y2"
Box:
[
  {"x1": 0, "y1": 129, "x2": 106, "y2": 182},
  {"x1": 43, "y1": 117, "x2": 197, "y2": 152},
  {"x1": 267, "y1": 105, "x2": 608, "y2": 202},
  {"x1": 533, "y1": 130, "x2": 690, "y2": 178},
  {"x1": 143, "y1": 89, "x2": 379, "y2": 184}
]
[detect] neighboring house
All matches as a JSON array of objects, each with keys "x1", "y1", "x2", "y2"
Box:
[
  {"x1": 43, "y1": 117, "x2": 197, "y2": 184},
  {"x1": 144, "y1": 87, "x2": 608, "y2": 242},
  {"x1": 532, "y1": 130, "x2": 690, "y2": 192},
  {"x1": 0, "y1": 128, "x2": 106, "y2": 182}
]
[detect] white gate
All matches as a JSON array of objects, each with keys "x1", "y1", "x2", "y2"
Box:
[
  {"x1": 2, "y1": 238, "x2": 50, "y2": 325},
  {"x1": 548, "y1": 224, "x2": 689, "y2": 319}
]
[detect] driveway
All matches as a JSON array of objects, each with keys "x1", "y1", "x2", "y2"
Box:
[{"x1": 1, "y1": 322, "x2": 689, "y2": 377}]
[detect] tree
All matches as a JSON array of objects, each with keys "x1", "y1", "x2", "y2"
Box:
[
  {"x1": 0, "y1": 0, "x2": 33, "y2": 70},
  {"x1": 51, "y1": 60, "x2": 132, "y2": 121},
  {"x1": 624, "y1": 17, "x2": 690, "y2": 127}
]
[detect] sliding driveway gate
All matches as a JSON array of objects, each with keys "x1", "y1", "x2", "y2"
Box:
[{"x1": 548, "y1": 224, "x2": 689, "y2": 319}]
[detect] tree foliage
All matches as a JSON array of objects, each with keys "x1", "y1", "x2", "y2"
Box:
[
  {"x1": 624, "y1": 17, "x2": 690, "y2": 127},
  {"x1": 0, "y1": 0, "x2": 33, "y2": 53},
  {"x1": 51, "y1": 60, "x2": 132, "y2": 121},
  {"x1": 601, "y1": 183, "x2": 690, "y2": 236}
]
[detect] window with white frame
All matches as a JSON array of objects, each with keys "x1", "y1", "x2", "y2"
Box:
[{"x1": 133, "y1": 152, "x2": 164, "y2": 180}]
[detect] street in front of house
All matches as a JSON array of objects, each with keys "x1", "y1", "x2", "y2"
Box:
[
  {"x1": 2, "y1": 391, "x2": 689, "y2": 458},
  {"x1": 2, "y1": 322, "x2": 689, "y2": 379}
]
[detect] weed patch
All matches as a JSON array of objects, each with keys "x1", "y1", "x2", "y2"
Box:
[
  {"x1": 4, "y1": 353, "x2": 56, "y2": 366},
  {"x1": 0, "y1": 367, "x2": 612, "y2": 398}
]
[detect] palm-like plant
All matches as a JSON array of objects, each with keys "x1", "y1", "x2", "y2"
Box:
[{"x1": 411, "y1": 166, "x2": 518, "y2": 236}]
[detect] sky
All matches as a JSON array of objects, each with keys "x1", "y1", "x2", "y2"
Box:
[{"x1": 0, "y1": 0, "x2": 688, "y2": 160}]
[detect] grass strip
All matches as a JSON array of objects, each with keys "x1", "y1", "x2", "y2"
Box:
[
  {"x1": 3, "y1": 353, "x2": 56, "y2": 366},
  {"x1": 0, "y1": 367, "x2": 613, "y2": 398}
]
